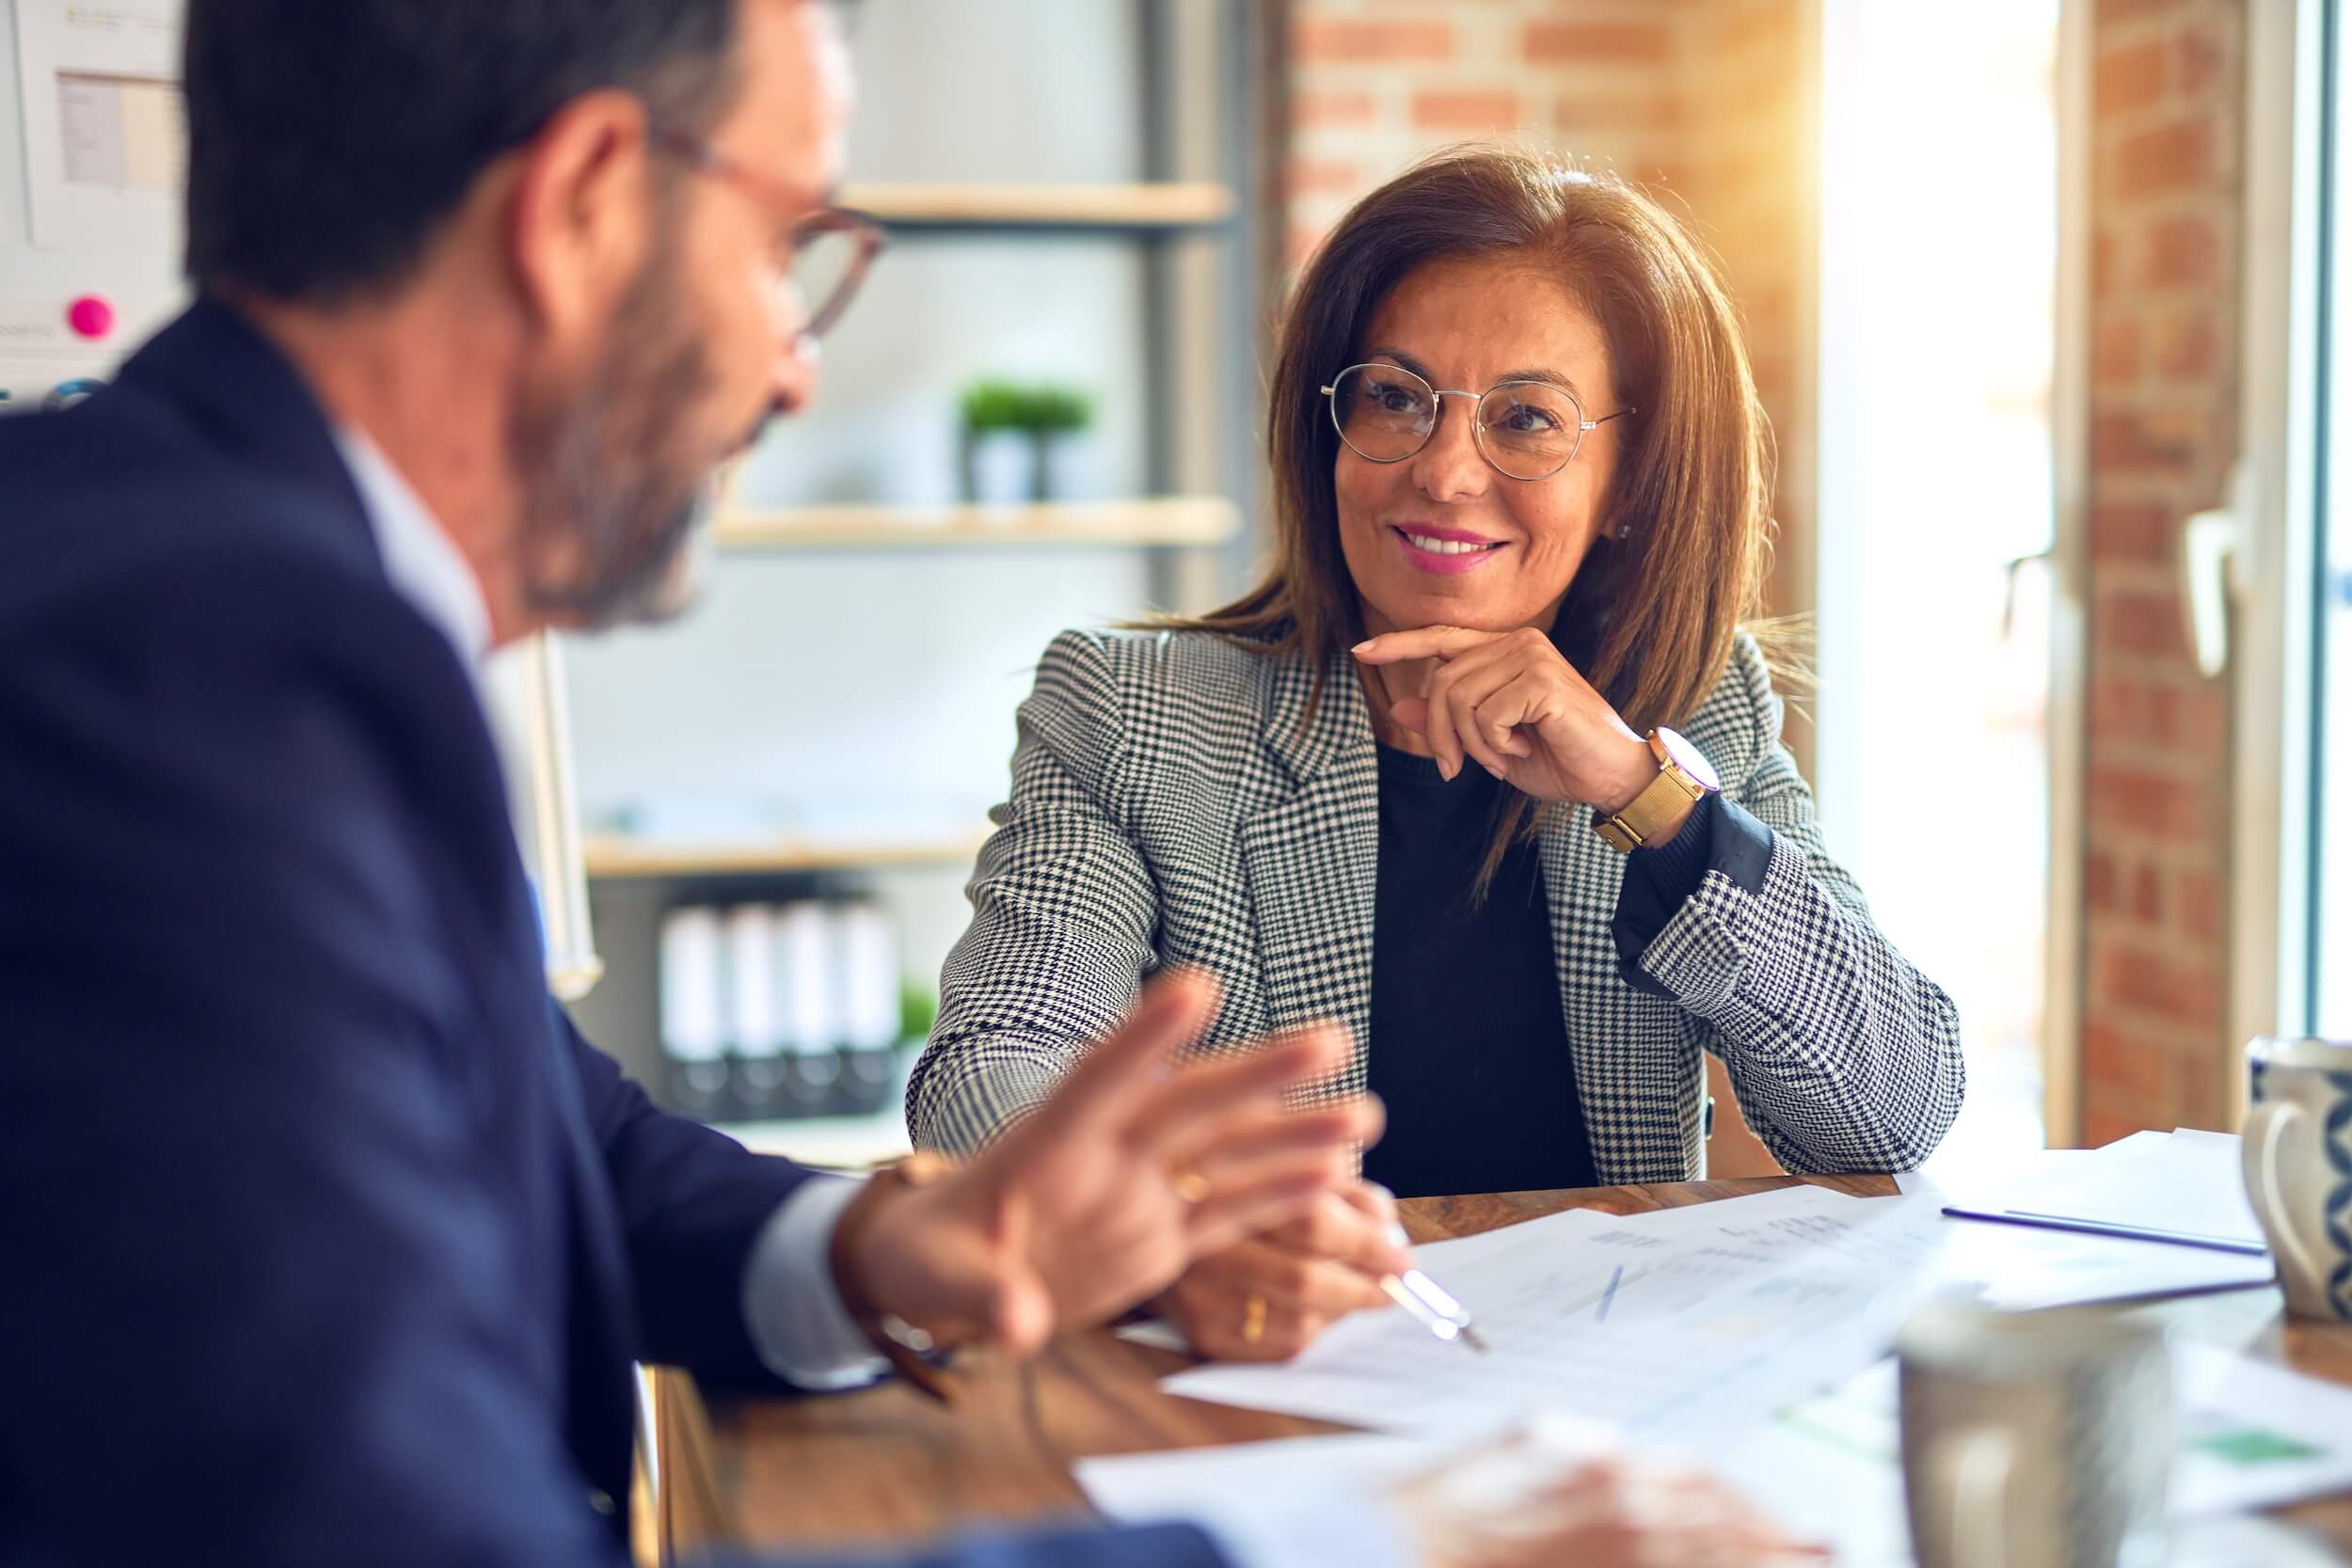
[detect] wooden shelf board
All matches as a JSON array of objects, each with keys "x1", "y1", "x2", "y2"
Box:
[
  {"x1": 582, "y1": 832, "x2": 987, "y2": 880},
  {"x1": 715, "y1": 497, "x2": 1241, "y2": 551},
  {"x1": 842, "y1": 182, "x2": 1234, "y2": 230}
]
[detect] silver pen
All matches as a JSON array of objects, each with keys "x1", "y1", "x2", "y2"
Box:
[{"x1": 1380, "y1": 1264, "x2": 1490, "y2": 1353}]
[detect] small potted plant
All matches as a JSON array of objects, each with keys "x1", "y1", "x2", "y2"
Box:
[
  {"x1": 959, "y1": 380, "x2": 1036, "y2": 505},
  {"x1": 1029, "y1": 384, "x2": 1097, "y2": 501}
]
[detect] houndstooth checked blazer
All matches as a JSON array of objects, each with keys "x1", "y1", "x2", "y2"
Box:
[{"x1": 907, "y1": 626, "x2": 1964, "y2": 1182}]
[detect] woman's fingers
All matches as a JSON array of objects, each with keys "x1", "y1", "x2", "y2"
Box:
[
  {"x1": 1426, "y1": 645, "x2": 1536, "y2": 780},
  {"x1": 1169, "y1": 1240, "x2": 1380, "y2": 1360},
  {"x1": 1270, "y1": 1189, "x2": 1414, "y2": 1279},
  {"x1": 1346, "y1": 1180, "x2": 1406, "y2": 1238},
  {"x1": 1351, "y1": 625, "x2": 1496, "y2": 664},
  {"x1": 1368, "y1": 627, "x2": 1574, "y2": 782},
  {"x1": 1177, "y1": 1287, "x2": 1335, "y2": 1362},
  {"x1": 1457, "y1": 673, "x2": 1551, "y2": 776},
  {"x1": 1421, "y1": 670, "x2": 1467, "y2": 779},
  {"x1": 1192, "y1": 1232, "x2": 1391, "y2": 1316}
]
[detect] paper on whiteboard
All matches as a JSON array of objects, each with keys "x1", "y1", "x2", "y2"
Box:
[{"x1": 13, "y1": 0, "x2": 187, "y2": 248}]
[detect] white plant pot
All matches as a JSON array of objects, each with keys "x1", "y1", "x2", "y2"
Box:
[
  {"x1": 1038, "y1": 433, "x2": 1099, "y2": 501},
  {"x1": 963, "y1": 431, "x2": 1035, "y2": 506}
]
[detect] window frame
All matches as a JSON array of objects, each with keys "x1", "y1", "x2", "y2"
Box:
[{"x1": 2229, "y1": 0, "x2": 2326, "y2": 1108}]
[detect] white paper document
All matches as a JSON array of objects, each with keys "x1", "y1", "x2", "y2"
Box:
[
  {"x1": 1162, "y1": 1187, "x2": 1953, "y2": 1442},
  {"x1": 1926, "y1": 1211, "x2": 2277, "y2": 1311},
  {"x1": 1894, "y1": 1145, "x2": 2096, "y2": 1197},
  {"x1": 2172, "y1": 1345, "x2": 2352, "y2": 1515},
  {"x1": 1894, "y1": 1134, "x2": 2278, "y2": 1309},
  {"x1": 1942, "y1": 1130, "x2": 2266, "y2": 1254},
  {"x1": 1077, "y1": 1433, "x2": 1438, "y2": 1524},
  {"x1": 1082, "y1": 1421, "x2": 2346, "y2": 1568}
]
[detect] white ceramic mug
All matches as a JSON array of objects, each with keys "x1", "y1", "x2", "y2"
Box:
[
  {"x1": 1898, "y1": 1298, "x2": 2171, "y2": 1568},
  {"x1": 2242, "y1": 1036, "x2": 2352, "y2": 1322}
]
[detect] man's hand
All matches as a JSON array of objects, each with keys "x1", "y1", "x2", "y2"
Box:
[
  {"x1": 836, "y1": 970, "x2": 1379, "y2": 1355},
  {"x1": 1160, "y1": 1184, "x2": 1411, "y2": 1361}
]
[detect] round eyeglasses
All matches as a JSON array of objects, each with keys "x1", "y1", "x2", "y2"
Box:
[{"x1": 1321, "y1": 363, "x2": 1636, "y2": 482}]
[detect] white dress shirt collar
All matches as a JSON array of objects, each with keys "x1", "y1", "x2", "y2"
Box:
[{"x1": 331, "y1": 425, "x2": 493, "y2": 668}]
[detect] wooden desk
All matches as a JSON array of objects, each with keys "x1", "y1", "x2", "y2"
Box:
[{"x1": 707, "y1": 1175, "x2": 2352, "y2": 1555}]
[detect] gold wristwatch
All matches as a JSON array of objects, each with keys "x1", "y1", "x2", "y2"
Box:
[{"x1": 1593, "y1": 727, "x2": 1721, "y2": 853}]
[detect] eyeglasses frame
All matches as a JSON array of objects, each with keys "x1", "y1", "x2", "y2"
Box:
[
  {"x1": 650, "y1": 129, "x2": 887, "y2": 345},
  {"x1": 1319, "y1": 361, "x2": 1637, "y2": 482}
]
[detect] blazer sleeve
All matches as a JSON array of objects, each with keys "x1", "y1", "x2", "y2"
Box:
[
  {"x1": 564, "y1": 1014, "x2": 816, "y2": 1387},
  {"x1": 1625, "y1": 640, "x2": 1966, "y2": 1174},
  {"x1": 907, "y1": 629, "x2": 1162, "y2": 1156},
  {"x1": 0, "y1": 558, "x2": 632, "y2": 1566}
]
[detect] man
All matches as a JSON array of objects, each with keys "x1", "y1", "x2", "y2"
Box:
[{"x1": 0, "y1": 1, "x2": 1814, "y2": 1564}]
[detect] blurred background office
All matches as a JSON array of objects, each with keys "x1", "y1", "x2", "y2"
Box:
[{"x1": 4, "y1": 0, "x2": 2342, "y2": 1178}]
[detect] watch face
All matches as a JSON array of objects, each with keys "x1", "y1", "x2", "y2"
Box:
[{"x1": 1653, "y1": 728, "x2": 1721, "y2": 793}]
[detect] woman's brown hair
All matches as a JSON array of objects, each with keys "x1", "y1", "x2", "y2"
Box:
[
  {"x1": 1155, "y1": 146, "x2": 1777, "y2": 885},
  {"x1": 1175, "y1": 144, "x2": 1772, "y2": 721}
]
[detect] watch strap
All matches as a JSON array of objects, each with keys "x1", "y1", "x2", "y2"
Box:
[{"x1": 1595, "y1": 734, "x2": 1713, "y2": 854}]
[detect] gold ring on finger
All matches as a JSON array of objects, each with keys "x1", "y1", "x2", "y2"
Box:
[
  {"x1": 1170, "y1": 1164, "x2": 1212, "y2": 1205},
  {"x1": 1242, "y1": 1293, "x2": 1268, "y2": 1344}
]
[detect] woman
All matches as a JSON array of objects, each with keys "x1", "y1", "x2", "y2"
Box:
[{"x1": 908, "y1": 148, "x2": 1963, "y2": 1359}]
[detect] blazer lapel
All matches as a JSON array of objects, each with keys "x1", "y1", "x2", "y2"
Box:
[{"x1": 1236, "y1": 653, "x2": 1378, "y2": 1098}]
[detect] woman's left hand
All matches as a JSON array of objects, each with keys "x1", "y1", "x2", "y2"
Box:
[{"x1": 1354, "y1": 626, "x2": 1655, "y2": 809}]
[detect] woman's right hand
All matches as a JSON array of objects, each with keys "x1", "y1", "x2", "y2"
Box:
[{"x1": 1160, "y1": 1183, "x2": 1414, "y2": 1361}]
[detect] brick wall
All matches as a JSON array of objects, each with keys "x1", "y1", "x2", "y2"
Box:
[
  {"x1": 2078, "y1": 0, "x2": 2245, "y2": 1142},
  {"x1": 1284, "y1": 1, "x2": 1688, "y2": 274},
  {"x1": 1676, "y1": 0, "x2": 1813, "y2": 631}
]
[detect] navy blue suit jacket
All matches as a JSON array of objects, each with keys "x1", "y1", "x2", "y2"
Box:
[{"x1": 0, "y1": 302, "x2": 1223, "y2": 1568}]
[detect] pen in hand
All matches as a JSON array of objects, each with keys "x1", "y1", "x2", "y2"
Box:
[{"x1": 1383, "y1": 1220, "x2": 1490, "y2": 1353}]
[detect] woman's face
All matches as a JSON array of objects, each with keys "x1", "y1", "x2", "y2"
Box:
[{"x1": 1333, "y1": 252, "x2": 1624, "y2": 640}]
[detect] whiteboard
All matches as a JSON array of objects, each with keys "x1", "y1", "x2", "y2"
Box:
[{"x1": 12, "y1": 0, "x2": 184, "y2": 249}]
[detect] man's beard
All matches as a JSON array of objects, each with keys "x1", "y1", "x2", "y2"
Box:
[{"x1": 510, "y1": 232, "x2": 759, "y2": 630}]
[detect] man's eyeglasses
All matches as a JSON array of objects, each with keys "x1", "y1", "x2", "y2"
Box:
[
  {"x1": 653, "y1": 131, "x2": 885, "y2": 344},
  {"x1": 1321, "y1": 362, "x2": 1636, "y2": 482}
]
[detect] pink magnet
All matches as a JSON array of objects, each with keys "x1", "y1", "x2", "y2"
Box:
[{"x1": 67, "y1": 295, "x2": 116, "y2": 341}]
